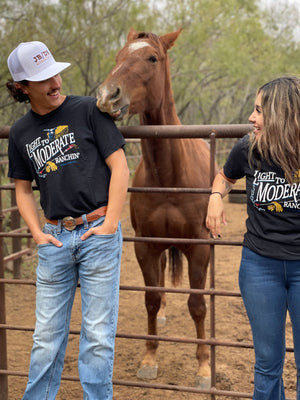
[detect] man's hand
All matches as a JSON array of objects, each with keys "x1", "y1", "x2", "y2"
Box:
[
  {"x1": 34, "y1": 231, "x2": 63, "y2": 247},
  {"x1": 80, "y1": 221, "x2": 117, "y2": 241}
]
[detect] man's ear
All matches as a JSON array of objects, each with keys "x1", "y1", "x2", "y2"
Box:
[{"x1": 15, "y1": 82, "x2": 28, "y2": 94}]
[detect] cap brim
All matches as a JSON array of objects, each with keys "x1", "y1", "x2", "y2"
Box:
[{"x1": 26, "y1": 62, "x2": 71, "y2": 82}]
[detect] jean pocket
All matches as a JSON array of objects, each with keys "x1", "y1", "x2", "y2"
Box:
[
  {"x1": 93, "y1": 230, "x2": 117, "y2": 238},
  {"x1": 37, "y1": 242, "x2": 55, "y2": 250},
  {"x1": 38, "y1": 224, "x2": 59, "y2": 248},
  {"x1": 89, "y1": 217, "x2": 119, "y2": 237}
]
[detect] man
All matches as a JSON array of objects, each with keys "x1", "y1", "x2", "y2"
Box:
[{"x1": 7, "y1": 41, "x2": 129, "y2": 400}]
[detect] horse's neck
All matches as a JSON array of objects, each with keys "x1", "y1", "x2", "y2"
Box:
[
  {"x1": 140, "y1": 102, "x2": 180, "y2": 126},
  {"x1": 140, "y1": 136, "x2": 184, "y2": 186},
  {"x1": 139, "y1": 82, "x2": 185, "y2": 186},
  {"x1": 140, "y1": 63, "x2": 180, "y2": 126}
]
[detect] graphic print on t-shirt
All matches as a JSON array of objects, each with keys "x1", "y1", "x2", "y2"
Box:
[
  {"x1": 25, "y1": 125, "x2": 79, "y2": 178},
  {"x1": 251, "y1": 169, "x2": 300, "y2": 213}
]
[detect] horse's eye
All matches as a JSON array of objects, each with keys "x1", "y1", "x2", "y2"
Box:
[{"x1": 148, "y1": 56, "x2": 158, "y2": 63}]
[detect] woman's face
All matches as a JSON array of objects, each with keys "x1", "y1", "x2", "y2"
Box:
[{"x1": 249, "y1": 92, "x2": 264, "y2": 138}]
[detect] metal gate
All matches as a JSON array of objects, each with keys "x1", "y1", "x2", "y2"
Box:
[{"x1": 0, "y1": 124, "x2": 295, "y2": 400}]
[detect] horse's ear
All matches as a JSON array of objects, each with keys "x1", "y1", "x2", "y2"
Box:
[
  {"x1": 127, "y1": 28, "x2": 139, "y2": 42},
  {"x1": 160, "y1": 28, "x2": 183, "y2": 51}
]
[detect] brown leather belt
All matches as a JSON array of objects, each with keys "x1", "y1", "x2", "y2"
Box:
[{"x1": 46, "y1": 206, "x2": 107, "y2": 231}]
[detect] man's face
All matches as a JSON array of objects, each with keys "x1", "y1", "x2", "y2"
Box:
[{"x1": 18, "y1": 74, "x2": 65, "y2": 115}]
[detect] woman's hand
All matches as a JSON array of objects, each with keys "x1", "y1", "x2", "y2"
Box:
[{"x1": 206, "y1": 193, "x2": 227, "y2": 239}]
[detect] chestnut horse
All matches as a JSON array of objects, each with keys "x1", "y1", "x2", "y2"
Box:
[{"x1": 97, "y1": 28, "x2": 214, "y2": 388}]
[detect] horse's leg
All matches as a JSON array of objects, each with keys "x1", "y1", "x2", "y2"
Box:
[
  {"x1": 185, "y1": 244, "x2": 211, "y2": 389},
  {"x1": 135, "y1": 242, "x2": 164, "y2": 379},
  {"x1": 157, "y1": 251, "x2": 167, "y2": 326}
]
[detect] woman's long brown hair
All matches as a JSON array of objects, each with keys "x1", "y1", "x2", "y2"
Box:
[{"x1": 249, "y1": 76, "x2": 300, "y2": 184}]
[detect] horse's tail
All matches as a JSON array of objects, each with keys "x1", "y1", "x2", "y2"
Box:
[{"x1": 168, "y1": 246, "x2": 183, "y2": 287}]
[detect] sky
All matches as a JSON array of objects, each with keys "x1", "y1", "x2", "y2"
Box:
[
  {"x1": 263, "y1": 0, "x2": 300, "y2": 6},
  {"x1": 261, "y1": 0, "x2": 300, "y2": 40}
]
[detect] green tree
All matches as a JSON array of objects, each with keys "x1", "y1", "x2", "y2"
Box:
[
  {"x1": 158, "y1": 0, "x2": 300, "y2": 125},
  {"x1": 0, "y1": 0, "x2": 299, "y2": 129},
  {"x1": 0, "y1": 0, "x2": 159, "y2": 126}
]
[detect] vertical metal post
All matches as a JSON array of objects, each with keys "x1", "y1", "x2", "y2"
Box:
[
  {"x1": 209, "y1": 131, "x2": 217, "y2": 400},
  {"x1": 0, "y1": 185, "x2": 8, "y2": 399},
  {"x1": 10, "y1": 180, "x2": 21, "y2": 279}
]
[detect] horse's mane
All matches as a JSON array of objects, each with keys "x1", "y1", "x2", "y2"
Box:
[{"x1": 136, "y1": 32, "x2": 160, "y2": 43}]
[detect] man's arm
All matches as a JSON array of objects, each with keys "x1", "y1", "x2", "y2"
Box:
[
  {"x1": 81, "y1": 147, "x2": 129, "y2": 239},
  {"x1": 14, "y1": 179, "x2": 62, "y2": 246}
]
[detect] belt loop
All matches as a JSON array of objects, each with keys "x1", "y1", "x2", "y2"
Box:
[
  {"x1": 82, "y1": 214, "x2": 89, "y2": 230},
  {"x1": 57, "y1": 219, "x2": 62, "y2": 234}
]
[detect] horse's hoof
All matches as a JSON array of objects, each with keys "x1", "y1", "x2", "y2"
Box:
[
  {"x1": 137, "y1": 364, "x2": 158, "y2": 379},
  {"x1": 157, "y1": 316, "x2": 166, "y2": 326},
  {"x1": 196, "y1": 375, "x2": 211, "y2": 389}
]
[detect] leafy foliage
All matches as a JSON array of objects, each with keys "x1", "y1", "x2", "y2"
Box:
[
  {"x1": 0, "y1": 0, "x2": 299, "y2": 128},
  {"x1": 163, "y1": 0, "x2": 300, "y2": 124}
]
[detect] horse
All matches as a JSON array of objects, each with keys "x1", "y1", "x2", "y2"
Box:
[{"x1": 96, "y1": 28, "x2": 215, "y2": 389}]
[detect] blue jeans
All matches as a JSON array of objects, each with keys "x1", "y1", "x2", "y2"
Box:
[
  {"x1": 22, "y1": 216, "x2": 122, "y2": 400},
  {"x1": 239, "y1": 246, "x2": 300, "y2": 400}
]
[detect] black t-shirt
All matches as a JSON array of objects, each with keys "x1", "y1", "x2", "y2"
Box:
[
  {"x1": 8, "y1": 96, "x2": 125, "y2": 219},
  {"x1": 223, "y1": 135, "x2": 300, "y2": 260}
]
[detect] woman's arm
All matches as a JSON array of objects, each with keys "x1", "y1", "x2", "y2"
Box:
[{"x1": 206, "y1": 169, "x2": 236, "y2": 238}]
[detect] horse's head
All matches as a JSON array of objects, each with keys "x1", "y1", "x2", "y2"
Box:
[{"x1": 96, "y1": 28, "x2": 182, "y2": 121}]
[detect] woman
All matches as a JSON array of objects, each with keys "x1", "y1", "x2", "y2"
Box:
[{"x1": 206, "y1": 76, "x2": 300, "y2": 399}]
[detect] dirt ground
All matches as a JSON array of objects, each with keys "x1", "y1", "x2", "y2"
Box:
[{"x1": 4, "y1": 194, "x2": 297, "y2": 400}]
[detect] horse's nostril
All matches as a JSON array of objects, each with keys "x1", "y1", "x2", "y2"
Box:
[{"x1": 110, "y1": 87, "x2": 121, "y2": 100}]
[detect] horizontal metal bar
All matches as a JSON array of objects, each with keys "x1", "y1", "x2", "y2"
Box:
[
  {"x1": 0, "y1": 126, "x2": 10, "y2": 139},
  {"x1": 0, "y1": 185, "x2": 246, "y2": 197},
  {"x1": 0, "y1": 124, "x2": 253, "y2": 140},
  {"x1": 0, "y1": 233, "x2": 32, "y2": 238},
  {"x1": 120, "y1": 285, "x2": 241, "y2": 296},
  {"x1": 0, "y1": 323, "x2": 253, "y2": 348},
  {"x1": 119, "y1": 124, "x2": 252, "y2": 139},
  {"x1": 0, "y1": 183, "x2": 246, "y2": 194},
  {"x1": 0, "y1": 279, "x2": 240, "y2": 296},
  {"x1": 113, "y1": 379, "x2": 253, "y2": 398},
  {"x1": 4, "y1": 249, "x2": 32, "y2": 263},
  {"x1": 124, "y1": 236, "x2": 243, "y2": 246},
  {"x1": 0, "y1": 279, "x2": 36, "y2": 285},
  {"x1": 0, "y1": 370, "x2": 295, "y2": 400},
  {"x1": 128, "y1": 187, "x2": 246, "y2": 194},
  {"x1": 2, "y1": 206, "x2": 18, "y2": 214},
  {"x1": 0, "y1": 324, "x2": 294, "y2": 353},
  {"x1": 0, "y1": 369, "x2": 252, "y2": 397},
  {"x1": 0, "y1": 231, "x2": 243, "y2": 245}
]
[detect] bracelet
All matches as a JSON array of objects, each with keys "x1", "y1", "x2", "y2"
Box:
[{"x1": 210, "y1": 191, "x2": 223, "y2": 198}]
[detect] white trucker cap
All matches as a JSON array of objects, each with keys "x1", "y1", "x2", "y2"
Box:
[{"x1": 7, "y1": 41, "x2": 71, "y2": 82}]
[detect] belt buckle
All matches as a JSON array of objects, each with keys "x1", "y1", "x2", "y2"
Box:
[{"x1": 62, "y1": 216, "x2": 77, "y2": 231}]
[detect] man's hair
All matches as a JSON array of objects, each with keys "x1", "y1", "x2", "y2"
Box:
[{"x1": 6, "y1": 79, "x2": 30, "y2": 103}]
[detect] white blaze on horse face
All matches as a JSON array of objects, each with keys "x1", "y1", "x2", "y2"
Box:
[
  {"x1": 112, "y1": 63, "x2": 123, "y2": 76},
  {"x1": 128, "y1": 41, "x2": 150, "y2": 53},
  {"x1": 111, "y1": 42, "x2": 150, "y2": 76}
]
